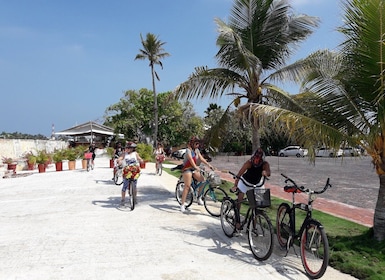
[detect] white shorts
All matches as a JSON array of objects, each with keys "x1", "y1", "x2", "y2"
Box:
[{"x1": 237, "y1": 178, "x2": 265, "y2": 194}]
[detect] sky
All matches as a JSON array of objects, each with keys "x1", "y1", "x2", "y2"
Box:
[{"x1": 0, "y1": 0, "x2": 343, "y2": 137}]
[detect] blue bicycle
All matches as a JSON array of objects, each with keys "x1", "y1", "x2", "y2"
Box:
[{"x1": 175, "y1": 167, "x2": 227, "y2": 217}]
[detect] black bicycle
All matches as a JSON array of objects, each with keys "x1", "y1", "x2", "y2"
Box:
[
  {"x1": 276, "y1": 173, "x2": 332, "y2": 279},
  {"x1": 220, "y1": 172, "x2": 274, "y2": 261}
]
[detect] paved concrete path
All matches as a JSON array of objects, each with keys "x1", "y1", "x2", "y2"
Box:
[{"x1": 0, "y1": 157, "x2": 356, "y2": 279}]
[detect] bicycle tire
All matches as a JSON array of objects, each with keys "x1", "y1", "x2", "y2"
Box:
[
  {"x1": 114, "y1": 169, "x2": 123, "y2": 185},
  {"x1": 203, "y1": 186, "x2": 227, "y2": 217},
  {"x1": 220, "y1": 198, "x2": 236, "y2": 237},
  {"x1": 158, "y1": 163, "x2": 162, "y2": 176},
  {"x1": 129, "y1": 180, "x2": 135, "y2": 211},
  {"x1": 300, "y1": 220, "x2": 329, "y2": 279},
  {"x1": 87, "y1": 159, "x2": 90, "y2": 172},
  {"x1": 175, "y1": 182, "x2": 193, "y2": 207},
  {"x1": 247, "y1": 210, "x2": 274, "y2": 261},
  {"x1": 276, "y1": 203, "x2": 291, "y2": 249}
]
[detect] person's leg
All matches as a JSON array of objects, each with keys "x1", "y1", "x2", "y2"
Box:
[
  {"x1": 193, "y1": 172, "x2": 205, "y2": 205},
  {"x1": 181, "y1": 171, "x2": 192, "y2": 212},
  {"x1": 236, "y1": 192, "x2": 245, "y2": 230},
  {"x1": 121, "y1": 179, "x2": 128, "y2": 204}
]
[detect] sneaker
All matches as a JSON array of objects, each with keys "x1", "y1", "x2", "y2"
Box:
[
  {"x1": 180, "y1": 204, "x2": 190, "y2": 213},
  {"x1": 233, "y1": 229, "x2": 243, "y2": 237},
  {"x1": 120, "y1": 199, "x2": 125, "y2": 206},
  {"x1": 197, "y1": 196, "x2": 204, "y2": 205}
]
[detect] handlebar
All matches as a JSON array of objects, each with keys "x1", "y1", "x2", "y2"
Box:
[
  {"x1": 281, "y1": 173, "x2": 332, "y2": 194},
  {"x1": 229, "y1": 171, "x2": 268, "y2": 188}
]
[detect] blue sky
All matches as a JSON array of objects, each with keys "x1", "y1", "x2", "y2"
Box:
[{"x1": 0, "y1": 0, "x2": 342, "y2": 137}]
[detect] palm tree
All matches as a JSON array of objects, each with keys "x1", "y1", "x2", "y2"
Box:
[
  {"x1": 135, "y1": 33, "x2": 170, "y2": 147},
  {"x1": 173, "y1": 0, "x2": 319, "y2": 151},
  {"x1": 247, "y1": 0, "x2": 385, "y2": 241}
]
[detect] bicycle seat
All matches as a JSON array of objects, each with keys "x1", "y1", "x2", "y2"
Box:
[{"x1": 284, "y1": 185, "x2": 302, "y2": 193}]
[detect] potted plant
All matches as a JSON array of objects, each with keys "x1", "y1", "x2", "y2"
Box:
[
  {"x1": 76, "y1": 145, "x2": 89, "y2": 170},
  {"x1": 2, "y1": 156, "x2": 17, "y2": 173},
  {"x1": 106, "y1": 146, "x2": 115, "y2": 168},
  {"x1": 65, "y1": 148, "x2": 78, "y2": 170},
  {"x1": 24, "y1": 152, "x2": 36, "y2": 170},
  {"x1": 52, "y1": 149, "x2": 65, "y2": 171},
  {"x1": 136, "y1": 143, "x2": 152, "y2": 169},
  {"x1": 35, "y1": 150, "x2": 49, "y2": 173}
]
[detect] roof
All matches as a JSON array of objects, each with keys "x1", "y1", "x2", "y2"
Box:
[{"x1": 55, "y1": 121, "x2": 121, "y2": 137}]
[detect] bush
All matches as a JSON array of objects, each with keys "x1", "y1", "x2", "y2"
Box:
[{"x1": 136, "y1": 143, "x2": 152, "y2": 162}]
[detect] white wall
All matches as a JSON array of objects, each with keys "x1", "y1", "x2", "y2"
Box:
[{"x1": 0, "y1": 139, "x2": 68, "y2": 160}]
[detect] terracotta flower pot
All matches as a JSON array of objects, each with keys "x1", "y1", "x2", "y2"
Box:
[
  {"x1": 27, "y1": 163, "x2": 35, "y2": 170},
  {"x1": 55, "y1": 162, "x2": 63, "y2": 171},
  {"x1": 109, "y1": 159, "x2": 114, "y2": 168},
  {"x1": 7, "y1": 163, "x2": 17, "y2": 173},
  {"x1": 68, "y1": 160, "x2": 76, "y2": 170},
  {"x1": 38, "y1": 163, "x2": 46, "y2": 173}
]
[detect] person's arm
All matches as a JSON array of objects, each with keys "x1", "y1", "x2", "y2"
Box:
[
  {"x1": 262, "y1": 161, "x2": 271, "y2": 177},
  {"x1": 197, "y1": 150, "x2": 214, "y2": 170},
  {"x1": 234, "y1": 160, "x2": 252, "y2": 187},
  {"x1": 136, "y1": 152, "x2": 143, "y2": 163}
]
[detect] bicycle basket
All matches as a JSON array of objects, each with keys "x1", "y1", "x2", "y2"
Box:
[
  {"x1": 84, "y1": 152, "x2": 93, "y2": 159},
  {"x1": 208, "y1": 172, "x2": 222, "y2": 186},
  {"x1": 246, "y1": 188, "x2": 271, "y2": 208}
]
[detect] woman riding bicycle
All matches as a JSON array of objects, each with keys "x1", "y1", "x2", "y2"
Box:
[
  {"x1": 180, "y1": 136, "x2": 214, "y2": 213},
  {"x1": 154, "y1": 142, "x2": 165, "y2": 174},
  {"x1": 117, "y1": 142, "x2": 143, "y2": 206},
  {"x1": 231, "y1": 148, "x2": 271, "y2": 228}
]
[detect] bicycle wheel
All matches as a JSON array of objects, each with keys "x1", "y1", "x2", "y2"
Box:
[
  {"x1": 203, "y1": 186, "x2": 227, "y2": 217},
  {"x1": 175, "y1": 182, "x2": 193, "y2": 207},
  {"x1": 128, "y1": 180, "x2": 136, "y2": 210},
  {"x1": 158, "y1": 162, "x2": 162, "y2": 176},
  {"x1": 300, "y1": 220, "x2": 329, "y2": 279},
  {"x1": 276, "y1": 203, "x2": 292, "y2": 248},
  {"x1": 114, "y1": 168, "x2": 123, "y2": 185},
  {"x1": 220, "y1": 198, "x2": 236, "y2": 237},
  {"x1": 247, "y1": 210, "x2": 274, "y2": 261},
  {"x1": 87, "y1": 159, "x2": 90, "y2": 172}
]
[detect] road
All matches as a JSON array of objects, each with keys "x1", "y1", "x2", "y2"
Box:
[{"x1": 209, "y1": 155, "x2": 378, "y2": 210}]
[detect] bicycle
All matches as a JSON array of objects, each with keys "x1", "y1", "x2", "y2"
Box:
[
  {"x1": 113, "y1": 165, "x2": 123, "y2": 185},
  {"x1": 84, "y1": 152, "x2": 93, "y2": 172},
  {"x1": 276, "y1": 173, "x2": 332, "y2": 279},
  {"x1": 175, "y1": 166, "x2": 228, "y2": 217},
  {"x1": 220, "y1": 171, "x2": 274, "y2": 261},
  {"x1": 155, "y1": 154, "x2": 165, "y2": 176},
  {"x1": 122, "y1": 164, "x2": 141, "y2": 210}
]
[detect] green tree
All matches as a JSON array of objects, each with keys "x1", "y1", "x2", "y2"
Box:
[
  {"x1": 135, "y1": 33, "x2": 170, "y2": 147},
  {"x1": 248, "y1": 0, "x2": 385, "y2": 241},
  {"x1": 173, "y1": 0, "x2": 319, "y2": 151}
]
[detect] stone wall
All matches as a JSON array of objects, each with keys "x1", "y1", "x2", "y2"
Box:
[{"x1": 0, "y1": 139, "x2": 68, "y2": 160}]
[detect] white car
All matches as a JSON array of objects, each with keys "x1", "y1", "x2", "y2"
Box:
[
  {"x1": 278, "y1": 146, "x2": 308, "y2": 157},
  {"x1": 172, "y1": 148, "x2": 187, "y2": 159},
  {"x1": 342, "y1": 147, "x2": 361, "y2": 157},
  {"x1": 316, "y1": 147, "x2": 343, "y2": 157}
]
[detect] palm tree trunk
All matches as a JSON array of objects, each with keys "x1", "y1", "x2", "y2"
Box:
[
  {"x1": 374, "y1": 174, "x2": 385, "y2": 241},
  {"x1": 151, "y1": 65, "x2": 158, "y2": 147},
  {"x1": 251, "y1": 117, "x2": 260, "y2": 152}
]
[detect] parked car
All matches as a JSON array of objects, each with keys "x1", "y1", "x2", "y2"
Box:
[
  {"x1": 342, "y1": 147, "x2": 361, "y2": 157},
  {"x1": 316, "y1": 147, "x2": 343, "y2": 157},
  {"x1": 278, "y1": 146, "x2": 308, "y2": 157},
  {"x1": 171, "y1": 148, "x2": 187, "y2": 160}
]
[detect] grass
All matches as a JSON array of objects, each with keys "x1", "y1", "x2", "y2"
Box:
[{"x1": 166, "y1": 165, "x2": 385, "y2": 280}]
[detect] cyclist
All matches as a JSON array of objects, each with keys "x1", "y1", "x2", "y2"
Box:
[
  {"x1": 180, "y1": 136, "x2": 214, "y2": 213},
  {"x1": 88, "y1": 143, "x2": 97, "y2": 167},
  {"x1": 117, "y1": 142, "x2": 143, "y2": 206},
  {"x1": 154, "y1": 142, "x2": 165, "y2": 174},
  {"x1": 230, "y1": 147, "x2": 271, "y2": 229},
  {"x1": 112, "y1": 142, "x2": 123, "y2": 180}
]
